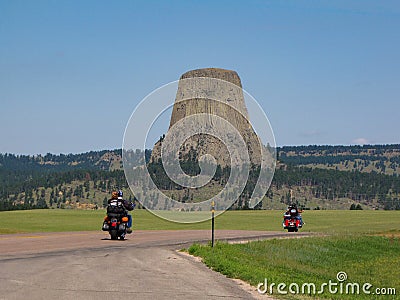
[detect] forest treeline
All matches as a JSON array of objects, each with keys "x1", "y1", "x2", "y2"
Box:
[
  {"x1": 278, "y1": 144, "x2": 400, "y2": 175},
  {"x1": 1, "y1": 145, "x2": 399, "y2": 211}
]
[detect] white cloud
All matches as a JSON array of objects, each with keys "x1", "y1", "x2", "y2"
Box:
[{"x1": 352, "y1": 138, "x2": 370, "y2": 145}]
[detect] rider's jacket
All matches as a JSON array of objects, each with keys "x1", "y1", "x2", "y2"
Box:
[{"x1": 108, "y1": 198, "x2": 134, "y2": 211}]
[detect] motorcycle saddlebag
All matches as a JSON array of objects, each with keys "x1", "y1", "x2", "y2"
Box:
[
  {"x1": 102, "y1": 222, "x2": 109, "y2": 231},
  {"x1": 107, "y1": 205, "x2": 125, "y2": 214}
]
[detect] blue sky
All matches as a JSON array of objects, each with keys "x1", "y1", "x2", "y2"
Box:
[{"x1": 0, "y1": 0, "x2": 399, "y2": 154}]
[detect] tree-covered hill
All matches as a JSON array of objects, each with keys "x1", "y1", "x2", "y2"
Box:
[
  {"x1": 0, "y1": 149, "x2": 122, "y2": 172},
  {"x1": 0, "y1": 145, "x2": 399, "y2": 211},
  {"x1": 278, "y1": 144, "x2": 400, "y2": 175},
  {"x1": 0, "y1": 150, "x2": 125, "y2": 211}
]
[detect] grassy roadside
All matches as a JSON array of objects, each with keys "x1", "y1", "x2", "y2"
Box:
[
  {"x1": 1, "y1": 209, "x2": 399, "y2": 299},
  {"x1": 188, "y1": 235, "x2": 400, "y2": 299},
  {"x1": 0, "y1": 209, "x2": 400, "y2": 234}
]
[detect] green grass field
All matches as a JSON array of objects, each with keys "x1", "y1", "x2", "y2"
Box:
[
  {"x1": 189, "y1": 236, "x2": 400, "y2": 299},
  {"x1": 1, "y1": 209, "x2": 399, "y2": 299},
  {"x1": 0, "y1": 209, "x2": 399, "y2": 234}
]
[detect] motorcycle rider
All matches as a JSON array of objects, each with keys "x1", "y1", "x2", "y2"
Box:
[
  {"x1": 283, "y1": 203, "x2": 304, "y2": 227},
  {"x1": 107, "y1": 190, "x2": 135, "y2": 234}
]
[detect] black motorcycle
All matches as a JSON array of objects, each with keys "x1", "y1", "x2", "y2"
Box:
[{"x1": 102, "y1": 206, "x2": 129, "y2": 240}]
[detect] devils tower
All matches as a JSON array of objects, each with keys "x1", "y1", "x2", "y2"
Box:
[{"x1": 150, "y1": 68, "x2": 262, "y2": 167}]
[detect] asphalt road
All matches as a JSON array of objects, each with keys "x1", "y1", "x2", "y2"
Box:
[{"x1": 0, "y1": 230, "x2": 307, "y2": 299}]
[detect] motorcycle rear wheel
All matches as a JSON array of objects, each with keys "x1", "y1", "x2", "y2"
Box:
[{"x1": 110, "y1": 229, "x2": 118, "y2": 240}]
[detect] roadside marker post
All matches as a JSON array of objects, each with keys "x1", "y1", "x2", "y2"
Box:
[{"x1": 211, "y1": 200, "x2": 215, "y2": 247}]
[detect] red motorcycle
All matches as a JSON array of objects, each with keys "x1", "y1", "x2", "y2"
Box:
[
  {"x1": 283, "y1": 208, "x2": 303, "y2": 232},
  {"x1": 283, "y1": 217, "x2": 301, "y2": 232}
]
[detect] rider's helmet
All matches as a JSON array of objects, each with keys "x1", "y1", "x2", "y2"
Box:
[
  {"x1": 118, "y1": 190, "x2": 123, "y2": 198},
  {"x1": 111, "y1": 191, "x2": 118, "y2": 199}
]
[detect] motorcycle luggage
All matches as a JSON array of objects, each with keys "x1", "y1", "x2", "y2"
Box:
[
  {"x1": 102, "y1": 222, "x2": 109, "y2": 231},
  {"x1": 107, "y1": 212, "x2": 125, "y2": 218},
  {"x1": 107, "y1": 205, "x2": 125, "y2": 214}
]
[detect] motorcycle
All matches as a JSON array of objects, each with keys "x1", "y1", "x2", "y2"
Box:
[
  {"x1": 283, "y1": 217, "x2": 301, "y2": 232},
  {"x1": 283, "y1": 208, "x2": 303, "y2": 232},
  {"x1": 102, "y1": 208, "x2": 129, "y2": 240}
]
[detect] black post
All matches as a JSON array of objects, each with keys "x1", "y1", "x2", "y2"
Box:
[{"x1": 211, "y1": 200, "x2": 215, "y2": 247}]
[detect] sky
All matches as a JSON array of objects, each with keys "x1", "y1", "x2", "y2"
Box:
[{"x1": 0, "y1": 0, "x2": 399, "y2": 155}]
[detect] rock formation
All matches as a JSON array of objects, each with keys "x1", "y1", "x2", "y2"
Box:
[{"x1": 150, "y1": 68, "x2": 262, "y2": 167}]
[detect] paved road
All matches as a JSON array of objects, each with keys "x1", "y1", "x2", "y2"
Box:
[{"x1": 0, "y1": 230, "x2": 307, "y2": 299}]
